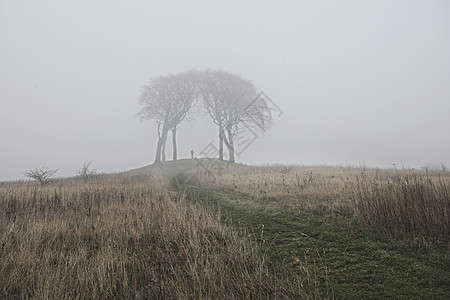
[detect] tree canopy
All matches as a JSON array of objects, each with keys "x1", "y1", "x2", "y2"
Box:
[
  {"x1": 138, "y1": 70, "x2": 199, "y2": 163},
  {"x1": 138, "y1": 69, "x2": 271, "y2": 164}
]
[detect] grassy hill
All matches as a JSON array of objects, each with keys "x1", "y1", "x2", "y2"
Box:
[
  {"x1": 122, "y1": 158, "x2": 246, "y2": 179},
  {"x1": 171, "y1": 164, "x2": 450, "y2": 299},
  {"x1": 2, "y1": 160, "x2": 448, "y2": 299},
  {"x1": 0, "y1": 163, "x2": 303, "y2": 299}
]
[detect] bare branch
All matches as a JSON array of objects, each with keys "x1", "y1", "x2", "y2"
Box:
[
  {"x1": 24, "y1": 166, "x2": 58, "y2": 185},
  {"x1": 137, "y1": 70, "x2": 200, "y2": 163},
  {"x1": 76, "y1": 161, "x2": 97, "y2": 180},
  {"x1": 197, "y1": 69, "x2": 270, "y2": 162}
]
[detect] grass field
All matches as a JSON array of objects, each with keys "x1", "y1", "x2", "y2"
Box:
[
  {"x1": 0, "y1": 172, "x2": 304, "y2": 299},
  {"x1": 1, "y1": 160, "x2": 449, "y2": 299},
  {"x1": 177, "y1": 162, "x2": 450, "y2": 299}
]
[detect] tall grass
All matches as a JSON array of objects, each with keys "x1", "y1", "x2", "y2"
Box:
[
  {"x1": 0, "y1": 174, "x2": 305, "y2": 299},
  {"x1": 353, "y1": 169, "x2": 450, "y2": 246},
  {"x1": 188, "y1": 165, "x2": 450, "y2": 247},
  {"x1": 187, "y1": 165, "x2": 362, "y2": 214}
]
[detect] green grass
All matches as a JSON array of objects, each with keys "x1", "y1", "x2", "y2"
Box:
[{"x1": 173, "y1": 172, "x2": 450, "y2": 299}]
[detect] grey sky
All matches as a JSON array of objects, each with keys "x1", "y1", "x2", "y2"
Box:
[{"x1": 1, "y1": 0, "x2": 449, "y2": 180}]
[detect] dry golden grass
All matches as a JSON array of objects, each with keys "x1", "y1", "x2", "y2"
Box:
[
  {"x1": 188, "y1": 165, "x2": 362, "y2": 211},
  {"x1": 353, "y1": 168, "x2": 450, "y2": 245},
  {"x1": 0, "y1": 174, "x2": 305, "y2": 299},
  {"x1": 188, "y1": 165, "x2": 450, "y2": 247}
]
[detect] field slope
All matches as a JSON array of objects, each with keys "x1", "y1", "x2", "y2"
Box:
[
  {"x1": 166, "y1": 162, "x2": 449, "y2": 299},
  {"x1": 2, "y1": 159, "x2": 447, "y2": 299}
]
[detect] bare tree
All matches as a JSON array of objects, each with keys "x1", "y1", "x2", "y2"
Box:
[
  {"x1": 137, "y1": 71, "x2": 199, "y2": 163},
  {"x1": 167, "y1": 71, "x2": 200, "y2": 161},
  {"x1": 198, "y1": 70, "x2": 271, "y2": 162},
  {"x1": 76, "y1": 161, "x2": 97, "y2": 180},
  {"x1": 24, "y1": 166, "x2": 58, "y2": 185},
  {"x1": 138, "y1": 76, "x2": 171, "y2": 163}
]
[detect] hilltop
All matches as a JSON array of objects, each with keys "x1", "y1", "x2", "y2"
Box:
[{"x1": 122, "y1": 158, "x2": 245, "y2": 179}]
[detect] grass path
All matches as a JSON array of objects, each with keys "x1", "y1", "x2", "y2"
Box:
[{"x1": 173, "y1": 174, "x2": 450, "y2": 299}]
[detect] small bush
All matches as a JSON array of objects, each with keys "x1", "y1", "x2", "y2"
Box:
[
  {"x1": 23, "y1": 166, "x2": 58, "y2": 185},
  {"x1": 76, "y1": 161, "x2": 97, "y2": 180}
]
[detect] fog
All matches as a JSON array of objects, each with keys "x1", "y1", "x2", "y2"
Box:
[{"x1": 1, "y1": 0, "x2": 449, "y2": 181}]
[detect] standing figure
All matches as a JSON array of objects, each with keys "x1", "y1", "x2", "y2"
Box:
[{"x1": 190, "y1": 149, "x2": 195, "y2": 159}]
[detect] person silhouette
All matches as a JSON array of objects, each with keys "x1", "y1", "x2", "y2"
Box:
[{"x1": 190, "y1": 149, "x2": 195, "y2": 159}]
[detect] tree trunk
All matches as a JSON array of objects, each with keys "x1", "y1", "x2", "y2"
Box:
[
  {"x1": 154, "y1": 127, "x2": 169, "y2": 164},
  {"x1": 154, "y1": 125, "x2": 162, "y2": 164},
  {"x1": 162, "y1": 137, "x2": 166, "y2": 162},
  {"x1": 172, "y1": 127, "x2": 178, "y2": 161},
  {"x1": 226, "y1": 127, "x2": 235, "y2": 163},
  {"x1": 219, "y1": 126, "x2": 224, "y2": 161}
]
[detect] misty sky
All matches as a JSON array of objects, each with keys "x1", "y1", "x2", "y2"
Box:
[{"x1": 1, "y1": 0, "x2": 450, "y2": 181}]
